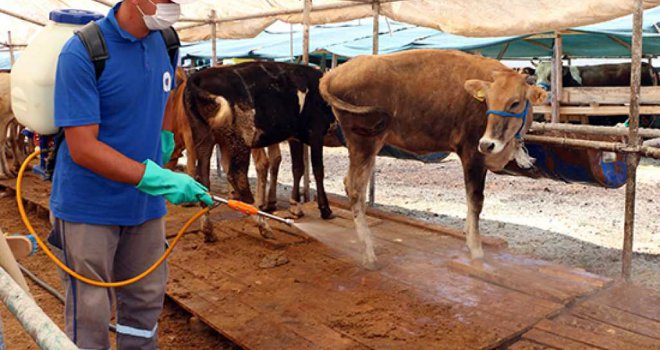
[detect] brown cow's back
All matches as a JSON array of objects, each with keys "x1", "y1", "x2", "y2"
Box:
[{"x1": 321, "y1": 49, "x2": 508, "y2": 154}]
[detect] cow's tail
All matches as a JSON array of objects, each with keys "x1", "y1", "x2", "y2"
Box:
[
  {"x1": 319, "y1": 73, "x2": 381, "y2": 114},
  {"x1": 186, "y1": 75, "x2": 233, "y2": 127}
]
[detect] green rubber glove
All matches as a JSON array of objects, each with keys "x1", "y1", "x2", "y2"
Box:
[
  {"x1": 136, "y1": 159, "x2": 214, "y2": 206},
  {"x1": 161, "y1": 130, "x2": 175, "y2": 164}
]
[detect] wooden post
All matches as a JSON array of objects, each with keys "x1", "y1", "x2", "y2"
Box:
[
  {"x1": 622, "y1": 0, "x2": 643, "y2": 281},
  {"x1": 8, "y1": 31, "x2": 15, "y2": 66},
  {"x1": 551, "y1": 32, "x2": 563, "y2": 123},
  {"x1": 210, "y1": 10, "x2": 217, "y2": 67},
  {"x1": 368, "y1": 0, "x2": 380, "y2": 207},
  {"x1": 302, "y1": 0, "x2": 312, "y2": 202},
  {"x1": 290, "y1": 23, "x2": 294, "y2": 62},
  {"x1": 331, "y1": 53, "x2": 338, "y2": 69},
  {"x1": 209, "y1": 10, "x2": 223, "y2": 177}
]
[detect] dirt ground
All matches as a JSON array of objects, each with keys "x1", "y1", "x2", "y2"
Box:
[
  {"x1": 0, "y1": 194, "x2": 238, "y2": 350},
  {"x1": 1, "y1": 146, "x2": 657, "y2": 348},
  {"x1": 247, "y1": 147, "x2": 660, "y2": 290}
]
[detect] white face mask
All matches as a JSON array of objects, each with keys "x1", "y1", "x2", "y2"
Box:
[{"x1": 137, "y1": 0, "x2": 181, "y2": 31}]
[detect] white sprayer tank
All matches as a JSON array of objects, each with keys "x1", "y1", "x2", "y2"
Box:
[{"x1": 11, "y1": 9, "x2": 103, "y2": 135}]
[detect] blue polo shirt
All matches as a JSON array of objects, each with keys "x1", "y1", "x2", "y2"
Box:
[{"x1": 51, "y1": 3, "x2": 175, "y2": 225}]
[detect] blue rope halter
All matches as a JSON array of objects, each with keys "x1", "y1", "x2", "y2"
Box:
[
  {"x1": 485, "y1": 100, "x2": 530, "y2": 140},
  {"x1": 537, "y1": 82, "x2": 551, "y2": 91}
]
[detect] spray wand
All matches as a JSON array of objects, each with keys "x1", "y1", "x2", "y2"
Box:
[{"x1": 212, "y1": 195, "x2": 294, "y2": 226}]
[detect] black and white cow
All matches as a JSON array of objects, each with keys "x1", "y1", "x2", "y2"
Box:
[{"x1": 184, "y1": 62, "x2": 338, "y2": 240}]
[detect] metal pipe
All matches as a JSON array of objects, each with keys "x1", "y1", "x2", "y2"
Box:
[
  {"x1": 0, "y1": 267, "x2": 77, "y2": 350},
  {"x1": 530, "y1": 122, "x2": 660, "y2": 139},
  {"x1": 623, "y1": 0, "x2": 644, "y2": 281}
]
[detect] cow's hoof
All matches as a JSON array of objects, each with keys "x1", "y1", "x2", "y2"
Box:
[
  {"x1": 288, "y1": 207, "x2": 305, "y2": 219},
  {"x1": 320, "y1": 208, "x2": 335, "y2": 220},
  {"x1": 362, "y1": 257, "x2": 380, "y2": 271},
  {"x1": 469, "y1": 247, "x2": 484, "y2": 260},
  {"x1": 266, "y1": 202, "x2": 277, "y2": 213},
  {"x1": 259, "y1": 228, "x2": 275, "y2": 240},
  {"x1": 202, "y1": 222, "x2": 217, "y2": 243},
  {"x1": 261, "y1": 202, "x2": 278, "y2": 213},
  {"x1": 203, "y1": 231, "x2": 218, "y2": 243}
]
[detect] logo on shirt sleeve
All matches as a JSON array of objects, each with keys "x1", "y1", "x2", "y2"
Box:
[{"x1": 163, "y1": 71, "x2": 172, "y2": 92}]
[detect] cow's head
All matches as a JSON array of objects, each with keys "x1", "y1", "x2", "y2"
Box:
[
  {"x1": 533, "y1": 61, "x2": 581, "y2": 90},
  {"x1": 464, "y1": 70, "x2": 547, "y2": 155}
]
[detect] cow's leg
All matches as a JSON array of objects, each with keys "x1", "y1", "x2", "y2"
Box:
[
  {"x1": 266, "y1": 143, "x2": 282, "y2": 212},
  {"x1": 218, "y1": 145, "x2": 234, "y2": 196},
  {"x1": 459, "y1": 156, "x2": 488, "y2": 259},
  {"x1": 288, "y1": 139, "x2": 304, "y2": 218},
  {"x1": 183, "y1": 124, "x2": 197, "y2": 177},
  {"x1": 344, "y1": 133, "x2": 384, "y2": 270},
  {"x1": 251, "y1": 148, "x2": 269, "y2": 210},
  {"x1": 195, "y1": 141, "x2": 217, "y2": 243},
  {"x1": 310, "y1": 141, "x2": 334, "y2": 220},
  {"x1": 228, "y1": 144, "x2": 273, "y2": 239}
]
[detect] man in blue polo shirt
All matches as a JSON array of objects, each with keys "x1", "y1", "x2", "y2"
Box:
[{"x1": 50, "y1": 0, "x2": 208, "y2": 349}]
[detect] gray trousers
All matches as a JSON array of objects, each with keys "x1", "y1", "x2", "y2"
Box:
[{"x1": 48, "y1": 216, "x2": 167, "y2": 350}]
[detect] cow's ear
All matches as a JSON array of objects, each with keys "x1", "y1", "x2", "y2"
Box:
[
  {"x1": 464, "y1": 80, "x2": 490, "y2": 102},
  {"x1": 527, "y1": 85, "x2": 548, "y2": 105}
]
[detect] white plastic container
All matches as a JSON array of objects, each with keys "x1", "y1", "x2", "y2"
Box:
[{"x1": 11, "y1": 9, "x2": 103, "y2": 135}]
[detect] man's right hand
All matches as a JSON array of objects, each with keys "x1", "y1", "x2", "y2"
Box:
[{"x1": 136, "y1": 160, "x2": 214, "y2": 205}]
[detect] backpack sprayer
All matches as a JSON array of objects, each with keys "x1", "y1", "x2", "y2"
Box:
[{"x1": 11, "y1": 9, "x2": 294, "y2": 288}]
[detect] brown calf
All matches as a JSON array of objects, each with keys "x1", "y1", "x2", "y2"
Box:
[{"x1": 320, "y1": 49, "x2": 546, "y2": 269}]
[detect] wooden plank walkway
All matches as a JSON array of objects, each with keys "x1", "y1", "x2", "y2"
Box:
[{"x1": 3, "y1": 174, "x2": 660, "y2": 349}]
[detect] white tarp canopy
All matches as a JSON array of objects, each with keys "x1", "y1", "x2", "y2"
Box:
[{"x1": 2, "y1": 0, "x2": 660, "y2": 44}]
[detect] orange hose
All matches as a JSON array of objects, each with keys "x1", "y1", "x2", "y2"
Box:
[{"x1": 17, "y1": 149, "x2": 209, "y2": 288}]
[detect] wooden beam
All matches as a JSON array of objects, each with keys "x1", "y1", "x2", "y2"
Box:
[
  {"x1": 533, "y1": 105, "x2": 660, "y2": 116},
  {"x1": 560, "y1": 86, "x2": 660, "y2": 105},
  {"x1": 523, "y1": 39, "x2": 552, "y2": 50},
  {"x1": 0, "y1": 8, "x2": 45, "y2": 27},
  {"x1": 530, "y1": 122, "x2": 660, "y2": 139},
  {"x1": 607, "y1": 35, "x2": 632, "y2": 50},
  {"x1": 496, "y1": 41, "x2": 511, "y2": 60}
]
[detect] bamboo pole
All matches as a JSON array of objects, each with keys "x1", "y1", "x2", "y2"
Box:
[
  {"x1": 0, "y1": 267, "x2": 77, "y2": 350},
  {"x1": 622, "y1": 0, "x2": 644, "y2": 281},
  {"x1": 368, "y1": 0, "x2": 380, "y2": 207},
  {"x1": 530, "y1": 122, "x2": 660, "y2": 139},
  {"x1": 551, "y1": 32, "x2": 563, "y2": 123},
  {"x1": 302, "y1": 0, "x2": 312, "y2": 202}
]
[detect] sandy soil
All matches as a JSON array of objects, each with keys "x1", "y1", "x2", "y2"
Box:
[
  {"x1": 0, "y1": 194, "x2": 238, "y2": 350},
  {"x1": 237, "y1": 146, "x2": 660, "y2": 290}
]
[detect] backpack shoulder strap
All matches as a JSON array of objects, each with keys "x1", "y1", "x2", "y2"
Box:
[
  {"x1": 75, "y1": 21, "x2": 109, "y2": 80},
  {"x1": 159, "y1": 26, "x2": 180, "y2": 68}
]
